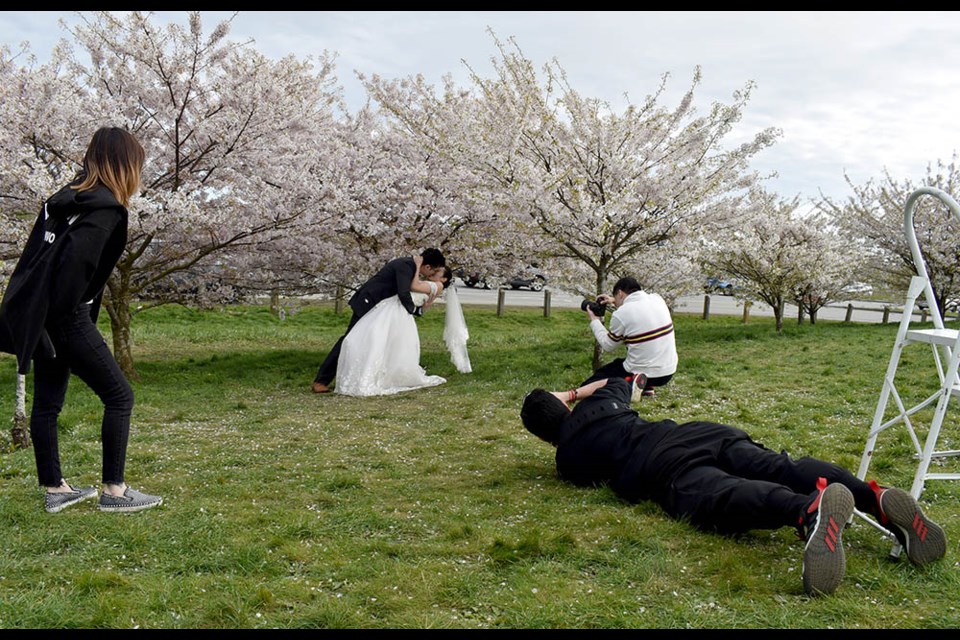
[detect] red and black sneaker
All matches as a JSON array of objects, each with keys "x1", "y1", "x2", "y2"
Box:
[
  {"x1": 869, "y1": 481, "x2": 947, "y2": 565},
  {"x1": 801, "y1": 477, "x2": 855, "y2": 596}
]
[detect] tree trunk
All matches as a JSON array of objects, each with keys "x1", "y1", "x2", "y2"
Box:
[
  {"x1": 591, "y1": 267, "x2": 610, "y2": 371},
  {"x1": 334, "y1": 285, "x2": 345, "y2": 315},
  {"x1": 774, "y1": 301, "x2": 784, "y2": 333},
  {"x1": 103, "y1": 282, "x2": 139, "y2": 382},
  {"x1": 11, "y1": 373, "x2": 30, "y2": 449},
  {"x1": 592, "y1": 342, "x2": 603, "y2": 372}
]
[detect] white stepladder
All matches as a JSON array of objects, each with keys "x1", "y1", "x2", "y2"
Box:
[{"x1": 855, "y1": 186, "x2": 960, "y2": 557}]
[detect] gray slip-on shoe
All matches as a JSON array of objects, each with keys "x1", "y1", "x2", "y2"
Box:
[
  {"x1": 98, "y1": 487, "x2": 163, "y2": 513},
  {"x1": 45, "y1": 485, "x2": 97, "y2": 513}
]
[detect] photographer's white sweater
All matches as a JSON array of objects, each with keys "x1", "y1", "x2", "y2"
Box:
[{"x1": 589, "y1": 291, "x2": 678, "y2": 378}]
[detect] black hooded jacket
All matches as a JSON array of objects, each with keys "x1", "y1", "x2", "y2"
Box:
[
  {"x1": 0, "y1": 181, "x2": 128, "y2": 373},
  {"x1": 554, "y1": 377, "x2": 754, "y2": 505}
]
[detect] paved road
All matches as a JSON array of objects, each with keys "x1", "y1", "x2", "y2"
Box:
[{"x1": 454, "y1": 283, "x2": 923, "y2": 325}]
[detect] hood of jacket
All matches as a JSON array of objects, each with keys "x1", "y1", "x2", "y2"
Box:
[{"x1": 45, "y1": 180, "x2": 122, "y2": 219}]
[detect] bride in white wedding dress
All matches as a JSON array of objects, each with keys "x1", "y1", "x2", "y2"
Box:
[{"x1": 335, "y1": 259, "x2": 469, "y2": 397}]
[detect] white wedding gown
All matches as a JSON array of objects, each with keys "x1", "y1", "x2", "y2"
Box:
[{"x1": 335, "y1": 289, "x2": 448, "y2": 397}]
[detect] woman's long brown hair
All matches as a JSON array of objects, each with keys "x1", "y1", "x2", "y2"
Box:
[{"x1": 72, "y1": 127, "x2": 145, "y2": 207}]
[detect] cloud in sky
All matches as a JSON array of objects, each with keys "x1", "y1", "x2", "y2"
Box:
[{"x1": 4, "y1": 10, "x2": 960, "y2": 207}]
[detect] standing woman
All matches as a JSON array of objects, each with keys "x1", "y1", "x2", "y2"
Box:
[{"x1": 0, "y1": 127, "x2": 162, "y2": 513}]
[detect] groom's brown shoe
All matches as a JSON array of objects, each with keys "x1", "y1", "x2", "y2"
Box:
[{"x1": 312, "y1": 381, "x2": 331, "y2": 394}]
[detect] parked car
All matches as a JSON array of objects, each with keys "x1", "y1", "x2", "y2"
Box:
[
  {"x1": 507, "y1": 268, "x2": 547, "y2": 291},
  {"x1": 704, "y1": 277, "x2": 738, "y2": 296},
  {"x1": 840, "y1": 282, "x2": 874, "y2": 298},
  {"x1": 917, "y1": 298, "x2": 959, "y2": 312},
  {"x1": 453, "y1": 268, "x2": 492, "y2": 289}
]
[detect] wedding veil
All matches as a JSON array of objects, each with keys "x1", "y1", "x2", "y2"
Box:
[{"x1": 443, "y1": 284, "x2": 472, "y2": 373}]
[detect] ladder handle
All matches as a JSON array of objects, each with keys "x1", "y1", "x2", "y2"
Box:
[{"x1": 903, "y1": 187, "x2": 960, "y2": 328}]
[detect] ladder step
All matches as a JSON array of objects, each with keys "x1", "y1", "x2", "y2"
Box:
[{"x1": 906, "y1": 328, "x2": 960, "y2": 346}]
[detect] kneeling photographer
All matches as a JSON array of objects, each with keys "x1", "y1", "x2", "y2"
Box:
[{"x1": 581, "y1": 276, "x2": 678, "y2": 397}]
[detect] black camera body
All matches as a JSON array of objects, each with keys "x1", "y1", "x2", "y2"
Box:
[{"x1": 581, "y1": 298, "x2": 608, "y2": 317}]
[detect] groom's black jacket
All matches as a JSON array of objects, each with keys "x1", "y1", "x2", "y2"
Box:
[{"x1": 349, "y1": 257, "x2": 420, "y2": 317}]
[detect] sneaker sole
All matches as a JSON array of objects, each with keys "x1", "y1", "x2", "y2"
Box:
[
  {"x1": 45, "y1": 491, "x2": 97, "y2": 513},
  {"x1": 803, "y1": 484, "x2": 855, "y2": 596},
  {"x1": 881, "y1": 488, "x2": 946, "y2": 565},
  {"x1": 98, "y1": 498, "x2": 163, "y2": 513}
]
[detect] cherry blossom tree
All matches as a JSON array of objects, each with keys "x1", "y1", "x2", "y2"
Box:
[
  {"x1": 0, "y1": 39, "x2": 85, "y2": 273},
  {"x1": 819, "y1": 156, "x2": 960, "y2": 311},
  {"x1": 362, "y1": 31, "x2": 781, "y2": 301},
  {"x1": 0, "y1": 11, "x2": 345, "y2": 378},
  {"x1": 296, "y1": 106, "x2": 500, "y2": 292},
  {"x1": 790, "y1": 223, "x2": 863, "y2": 325},
  {"x1": 0, "y1": 40, "x2": 85, "y2": 445},
  {"x1": 702, "y1": 189, "x2": 860, "y2": 332},
  {"x1": 219, "y1": 102, "x2": 506, "y2": 324}
]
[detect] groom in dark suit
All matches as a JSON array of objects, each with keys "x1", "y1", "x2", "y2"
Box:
[{"x1": 312, "y1": 248, "x2": 447, "y2": 393}]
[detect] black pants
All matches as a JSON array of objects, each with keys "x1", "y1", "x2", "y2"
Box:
[
  {"x1": 31, "y1": 306, "x2": 134, "y2": 486},
  {"x1": 582, "y1": 357, "x2": 673, "y2": 390},
  {"x1": 314, "y1": 311, "x2": 361, "y2": 385},
  {"x1": 657, "y1": 429, "x2": 879, "y2": 535}
]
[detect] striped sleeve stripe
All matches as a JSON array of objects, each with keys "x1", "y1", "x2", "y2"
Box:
[{"x1": 623, "y1": 323, "x2": 674, "y2": 344}]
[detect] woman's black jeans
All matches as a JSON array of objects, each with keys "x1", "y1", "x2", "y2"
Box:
[{"x1": 30, "y1": 305, "x2": 133, "y2": 487}]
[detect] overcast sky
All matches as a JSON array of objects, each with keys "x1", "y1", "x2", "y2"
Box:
[{"x1": 3, "y1": 11, "x2": 960, "y2": 208}]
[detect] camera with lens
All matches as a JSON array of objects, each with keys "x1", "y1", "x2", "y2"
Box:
[{"x1": 580, "y1": 298, "x2": 608, "y2": 317}]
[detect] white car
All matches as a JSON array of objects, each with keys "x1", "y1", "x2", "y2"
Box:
[{"x1": 841, "y1": 282, "x2": 873, "y2": 297}]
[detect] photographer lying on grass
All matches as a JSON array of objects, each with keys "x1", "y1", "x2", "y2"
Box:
[{"x1": 520, "y1": 375, "x2": 947, "y2": 596}]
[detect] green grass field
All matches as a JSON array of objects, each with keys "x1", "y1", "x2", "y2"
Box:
[{"x1": 0, "y1": 302, "x2": 957, "y2": 628}]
